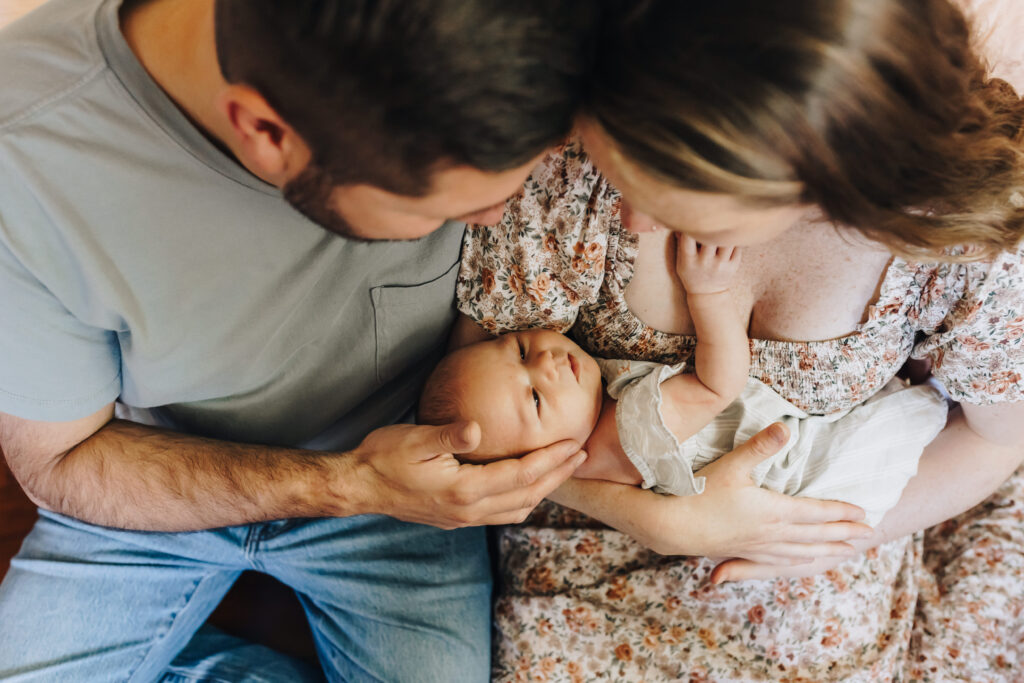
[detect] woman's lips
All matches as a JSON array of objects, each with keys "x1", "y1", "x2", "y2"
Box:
[{"x1": 568, "y1": 353, "x2": 580, "y2": 382}]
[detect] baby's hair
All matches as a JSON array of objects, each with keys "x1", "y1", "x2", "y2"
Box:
[{"x1": 417, "y1": 351, "x2": 469, "y2": 427}]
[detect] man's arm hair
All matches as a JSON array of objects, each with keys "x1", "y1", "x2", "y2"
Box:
[{"x1": 0, "y1": 406, "x2": 353, "y2": 531}]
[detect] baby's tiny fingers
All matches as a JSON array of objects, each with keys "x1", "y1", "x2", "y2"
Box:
[{"x1": 679, "y1": 233, "x2": 699, "y2": 257}]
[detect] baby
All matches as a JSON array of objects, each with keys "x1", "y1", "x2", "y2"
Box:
[{"x1": 420, "y1": 236, "x2": 947, "y2": 525}]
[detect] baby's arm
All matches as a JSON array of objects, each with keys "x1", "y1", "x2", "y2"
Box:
[
  {"x1": 661, "y1": 236, "x2": 750, "y2": 438},
  {"x1": 577, "y1": 237, "x2": 750, "y2": 486}
]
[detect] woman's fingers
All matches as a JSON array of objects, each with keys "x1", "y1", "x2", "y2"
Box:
[
  {"x1": 700, "y1": 423, "x2": 790, "y2": 482},
  {"x1": 711, "y1": 553, "x2": 851, "y2": 584},
  {"x1": 783, "y1": 521, "x2": 876, "y2": 543},
  {"x1": 710, "y1": 542, "x2": 860, "y2": 583},
  {"x1": 780, "y1": 495, "x2": 867, "y2": 524},
  {"x1": 737, "y1": 541, "x2": 858, "y2": 563}
]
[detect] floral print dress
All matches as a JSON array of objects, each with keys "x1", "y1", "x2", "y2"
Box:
[{"x1": 458, "y1": 141, "x2": 1024, "y2": 682}]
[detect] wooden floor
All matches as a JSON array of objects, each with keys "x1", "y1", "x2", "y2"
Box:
[{"x1": 0, "y1": 458, "x2": 36, "y2": 579}]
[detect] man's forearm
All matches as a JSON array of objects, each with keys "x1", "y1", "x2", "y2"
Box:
[{"x1": 26, "y1": 419, "x2": 357, "y2": 531}]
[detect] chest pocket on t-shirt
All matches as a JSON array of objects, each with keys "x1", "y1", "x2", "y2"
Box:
[{"x1": 371, "y1": 259, "x2": 460, "y2": 386}]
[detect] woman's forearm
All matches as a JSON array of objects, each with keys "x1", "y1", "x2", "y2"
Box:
[
  {"x1": 550, "y1": 424, "x2": 872, "y2": 561},
  {"x1": 698, "y1": 403, "x2": 1024, "y2": 583},
  {"x1": 866, "y1": 405, "x2": 1024, "y2": 547}
]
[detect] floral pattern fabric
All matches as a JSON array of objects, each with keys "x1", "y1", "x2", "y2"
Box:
[{"x1": 457, "y1": 141, "x2": 1024, "y2": 681}]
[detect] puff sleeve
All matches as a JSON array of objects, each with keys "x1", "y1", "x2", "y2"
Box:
[
  {"x1": 910, "y1": 247, "x2": 1024, "y2": 403},
  {"x1": 456, "y1": 139, "x2": 621, "y2": 334}
]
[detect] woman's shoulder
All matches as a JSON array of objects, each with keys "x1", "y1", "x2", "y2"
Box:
[
  {"x1": 909, "y1": 243, "x2": 1024, "y2": 403},
  {"x1": 907, "y1": 244, "x2": 1024, "y2": 327}
]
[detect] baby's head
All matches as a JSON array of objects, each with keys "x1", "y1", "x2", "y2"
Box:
[{"x1": 419, "y1": 329, "x2": 604, "y2": 461}]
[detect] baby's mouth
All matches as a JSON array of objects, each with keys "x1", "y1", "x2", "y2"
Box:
[{"x1": 568, "y1": 354, "x2": 580, "y2": 382}]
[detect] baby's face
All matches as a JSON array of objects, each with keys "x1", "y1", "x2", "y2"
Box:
[{"x1": 455, "y1": 329, "x2": 604, "y2": 458}]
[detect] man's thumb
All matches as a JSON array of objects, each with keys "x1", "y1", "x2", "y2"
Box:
[{"x1": 434, "y1": 420, "x2": 481, "y2": 455}]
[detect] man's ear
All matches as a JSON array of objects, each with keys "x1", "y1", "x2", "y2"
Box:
[{"x1": 215, "y1": 84, "x2": 311, "y2": 185}]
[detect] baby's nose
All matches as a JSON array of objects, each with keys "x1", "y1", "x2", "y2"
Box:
[{"x1": 539, "y1": 350, "x2": 557, "y2": 377}]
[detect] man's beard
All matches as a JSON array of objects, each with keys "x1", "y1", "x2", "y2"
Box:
[{"x1": 282, "y1": 162, "x2": 372, "y2": 242}]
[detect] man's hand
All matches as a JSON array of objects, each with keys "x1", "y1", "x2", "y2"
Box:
[
  {"x1": 675, "y1": 234, "x2": 742, "y2": 295},
  {"x1": 550, "y1": 424, "x2": 873, "y2": 562},
  {"x1": 350, "y1": 420, "x2": 587, "y2": 528}
]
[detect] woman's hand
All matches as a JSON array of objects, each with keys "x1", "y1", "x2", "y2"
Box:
[
  {"x1": 708, "y1": 402, "x2": 1024, "y2": 582},
  {"x1": 549, "y1": 423, "x2": 873, "y2": 563}
]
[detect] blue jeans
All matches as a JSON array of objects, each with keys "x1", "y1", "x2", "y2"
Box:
[{"x1": 0, "y1": 510, "x2": 491, "y2": 682}]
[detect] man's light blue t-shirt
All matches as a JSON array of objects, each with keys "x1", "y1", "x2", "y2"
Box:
[{"x1": 0, "y1": 0, "x2": 464, "y2": 451}]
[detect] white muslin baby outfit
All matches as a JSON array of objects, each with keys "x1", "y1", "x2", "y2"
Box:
[{"x1": 597, "y1": 359, "x2": 948, "y2": 526}]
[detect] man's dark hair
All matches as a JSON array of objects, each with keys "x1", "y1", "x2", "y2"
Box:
[{"x1": 215, "y1": 0, "x2": 599, "y2": 195}]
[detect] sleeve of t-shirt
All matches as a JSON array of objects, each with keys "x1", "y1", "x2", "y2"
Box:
[{"x1": 0, "y1": 232, "x2": 121, "y2": 422}]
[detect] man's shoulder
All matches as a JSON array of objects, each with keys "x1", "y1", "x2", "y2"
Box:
[{"x1": 0, "y1": 0, "x2": 108, "y2": 133}]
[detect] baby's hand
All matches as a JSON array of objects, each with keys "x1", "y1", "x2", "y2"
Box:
[{"x1": 675, "y1": 234, "x2": 742, "y2": 295}]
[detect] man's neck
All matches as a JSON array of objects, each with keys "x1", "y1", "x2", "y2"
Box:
[{"x1": 120, "y1": 0, "x2": 238, "y2": 161}]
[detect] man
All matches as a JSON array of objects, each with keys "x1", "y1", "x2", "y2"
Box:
[{"x1": 0, "y1": 0, "x2": 596, "y2": 680}]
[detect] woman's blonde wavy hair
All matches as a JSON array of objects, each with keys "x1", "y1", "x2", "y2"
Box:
[{"x1": 587, "y1": 0, "x2": 1024, "y2": 260}]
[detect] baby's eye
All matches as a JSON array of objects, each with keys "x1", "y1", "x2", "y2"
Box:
[
  {"x1": 519, "y1": 340, "x2": 526, "y2": 361},
  {"x1": 532, "y1": 389, "x2": 540, "y2": 411}
]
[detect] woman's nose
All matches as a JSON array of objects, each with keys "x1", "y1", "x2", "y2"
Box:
[{"x1": 619, "y1": 200, "x2": 659, "y2": 234}]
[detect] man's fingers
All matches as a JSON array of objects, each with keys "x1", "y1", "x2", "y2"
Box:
[
  {"x1": 475, "y1": 507, "x2": 536, "y2": 526},
  {"x1": 465, "y1": 440, "x2": 583, "y2": 498},
  {"x1": 472, "y1": 449, "x2": 587, "y2": 517},
  {"x1": 447, "y1": 447, "x2": 586, "y2": 525}
]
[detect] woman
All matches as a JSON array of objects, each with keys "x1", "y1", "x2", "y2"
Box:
[{"x1": 457, "y1": 0, "x2": 1024, "y2": 679}]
